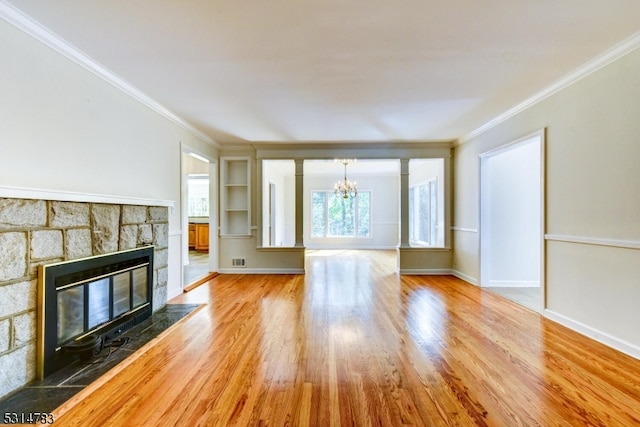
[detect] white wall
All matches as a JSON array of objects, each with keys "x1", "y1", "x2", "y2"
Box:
[
  {"x1": 0, "y1": 18, "x2": 217, "y2": 300},
  {"x1": 453, "y1": 44, "x2": 640, "y2": 356}
]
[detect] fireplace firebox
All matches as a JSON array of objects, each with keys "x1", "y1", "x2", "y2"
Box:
[{"x1": 37, "y1": 246, "x2": 154, "y2": 379}]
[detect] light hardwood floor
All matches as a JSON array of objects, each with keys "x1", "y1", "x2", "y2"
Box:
[{"x1": 52, "y1": 250, "x2": 640, "y2": 426}]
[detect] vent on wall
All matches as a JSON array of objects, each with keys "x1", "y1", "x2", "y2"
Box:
[{"x1": 231, "y1": 258, "x2": 246, "y2": 267}]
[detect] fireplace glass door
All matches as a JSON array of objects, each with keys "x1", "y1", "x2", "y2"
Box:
[
  {"x1": 57, "y1": 286, "x2": 84, "y2": 343},
  {"x1": 132, "y1": 267, "x2": 148, "y2": 307},
  {"x1": 55, "y1": 266, "x2": 149, "y2": 349},
  {"x1": 88, "y1": 278, "x2": 110, "y2": 329},
  {"x1": 113, "y1": 272, "x2": 131, "y2": 317}
]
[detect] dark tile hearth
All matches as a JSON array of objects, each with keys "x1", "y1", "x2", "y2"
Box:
[{"x1": 0, "y1": 304, "x2": 201, "y2": 423}]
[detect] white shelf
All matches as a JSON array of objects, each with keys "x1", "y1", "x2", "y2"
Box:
[{"x1": 220, "y1": 157, "x2": 250, "y2": 236}]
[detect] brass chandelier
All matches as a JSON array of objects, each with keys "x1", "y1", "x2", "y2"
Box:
[{"x1": 334, "y1": 159, "x2": 358, "y2": 199}]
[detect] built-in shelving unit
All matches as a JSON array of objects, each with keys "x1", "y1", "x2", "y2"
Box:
[{"x1": 220, "y1": 157, "x2": 250, "y2": 236}]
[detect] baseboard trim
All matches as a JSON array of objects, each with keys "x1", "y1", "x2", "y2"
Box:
[
  {"x1": 218, "y1": 268, "x2": 305, "y2": 274},
  {"x1": 166, "y1": 287, "x2": 183, "y2": 301},
  {"x1": 451, "y1": 270, "x2": 479, "y2": 286},
  {"x1": 183, "y1": 273, "x2": 219, "y2": 292},
  {"x1": 399, "y1": 268, "x2": 453, "y2": 275},
  {"x1": 544, "y1": 309, "x2": 640, "y2": 360},
  {"x1": 488, "y1": 280, "x2": 540, "y2": 288}
]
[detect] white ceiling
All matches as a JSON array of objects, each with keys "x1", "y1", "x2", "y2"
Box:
[{"x1": 6, "y1": 1, "x2": 640, "y2": 146}]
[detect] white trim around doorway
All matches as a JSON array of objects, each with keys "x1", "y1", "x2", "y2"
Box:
[{"x1": 478, "y1": 129, "x2": 546, "y2": 313}]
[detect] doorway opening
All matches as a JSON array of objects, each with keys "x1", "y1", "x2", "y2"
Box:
[
  {"x1": 303, "y1": 159, "x2": 400, "y2": 250},
  {"x1": 181, "y1": 148, "x2": 218, "y2": 289},
  {"x1": 479, "y1": 131, "x2": 545, "y2": 312}
]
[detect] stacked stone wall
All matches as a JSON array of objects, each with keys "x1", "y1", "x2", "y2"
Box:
[{"x1": 0, "y1": 198, "x2": 169, "y2": 398}]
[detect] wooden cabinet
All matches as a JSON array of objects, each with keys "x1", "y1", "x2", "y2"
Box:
[
  {"x1": 195, "y1": 223, "x2": 209, "y2": 252},
  {"x1": 220, "y1": 157, "x2": 251, "y2": 236},
  {"x1": 188, "y1": 224, "x2": 196, "y2": 249},
  {"x1": 188, "y1": 223, "x2": 209, "y2": 252}
]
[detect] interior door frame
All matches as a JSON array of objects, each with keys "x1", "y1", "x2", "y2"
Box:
[
  {"x1": 180, "y1": 143, "x2": 218, "y2": 290},
  {"x1": 478, "y1": 129, "x2": 546, "y2": 312}
]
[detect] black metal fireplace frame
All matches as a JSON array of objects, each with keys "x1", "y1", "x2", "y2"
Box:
[{"x1": 37, "y1": 246, "x2": 154, "y2": 379}]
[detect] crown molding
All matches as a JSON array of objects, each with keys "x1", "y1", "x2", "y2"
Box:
[
  {"x1": 0, "y1": 0, "x2": 217, "y2": 147},
  {"x1": 457, "y1": 30, "x2": 640, "y2": 146}
]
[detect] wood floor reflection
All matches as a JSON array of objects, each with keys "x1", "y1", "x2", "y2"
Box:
[{"x1": 53, "y1": 250, "x2": 640, "y2": 426}]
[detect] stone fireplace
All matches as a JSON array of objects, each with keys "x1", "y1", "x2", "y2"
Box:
[{"x1": 0, "y1": 198, "x2": 169, "y2": 399}]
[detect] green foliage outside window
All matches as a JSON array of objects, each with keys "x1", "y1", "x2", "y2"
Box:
[
  {"x1": 312, "y1": 191, "x2": 326, "y2": 237},
  {"x1": 312, "y1": 191, "x2": 370, "y2": 238}
]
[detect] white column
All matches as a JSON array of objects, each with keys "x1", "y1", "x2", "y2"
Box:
[
  {"x1": 399, "y1": 158, "x2": 410, "y2": 248},
  {"x1": 295, "y1": 159, "x2": 304, "y2": 247}
]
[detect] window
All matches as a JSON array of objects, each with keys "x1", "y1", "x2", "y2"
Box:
[
  {"x1": 409, "y1": 179, "x2": 437, "y2": 246},
  {"x1": 187, "y1": 176, "x2": 209, "y2": 217},
  {"x1": 409, "y1": 158, "x2": 444, "y2": 247},
  {"x1": 311, "y1": 191, "x2": 371, "y2": 238}
]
